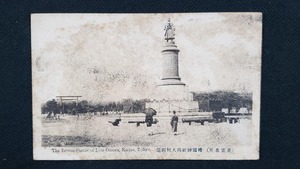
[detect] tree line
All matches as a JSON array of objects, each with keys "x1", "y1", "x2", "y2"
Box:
[
  {"x1": 41, "y1": 91, "x2": 252, "y2": 115},
  {"x1": 193, "y1": 91, "x2": 252, "y2": 112},
  {"x1": 41, "y1": 99, "x2": 148, "y2": 115}
]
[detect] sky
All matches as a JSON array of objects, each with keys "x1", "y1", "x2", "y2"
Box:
[{"x1": 32, "y1": 13, "x2": 262, "y2": 102}]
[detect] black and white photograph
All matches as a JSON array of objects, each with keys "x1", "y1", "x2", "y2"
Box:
[{"x1": 32, "y1": 13, "x2": 262, "y2": 160}]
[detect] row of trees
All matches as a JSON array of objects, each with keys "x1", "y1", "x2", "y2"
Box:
[
  {"x1": 193, "y1": 91, "x2": 252, "y2": 112},
  {"x1": 41, "y1": 91, "x2": 252, "y2": 115},
  {"x1": 41, "y1": 99, "x2": 147, "y2": 115}
]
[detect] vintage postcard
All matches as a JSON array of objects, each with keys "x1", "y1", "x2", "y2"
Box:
[{"x1": 32, "y1": 13, "x2": 262, "y2": 160}]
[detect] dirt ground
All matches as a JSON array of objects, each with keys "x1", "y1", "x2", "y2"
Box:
[{"x1": 42, "y1": 114, "x2": 252, "y2": 147}]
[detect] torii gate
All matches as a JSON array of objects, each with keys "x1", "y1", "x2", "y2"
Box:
[{"x1": 56, "y1": 96, "x2": 82, "y2": 114}]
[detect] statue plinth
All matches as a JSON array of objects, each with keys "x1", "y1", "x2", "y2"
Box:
[{"x1": 158, "y1": 40, "x2": 185, "y2": 86}]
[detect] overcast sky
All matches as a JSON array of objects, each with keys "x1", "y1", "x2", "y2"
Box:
[{"x1": 32, "y1": 13, "x2": 262, "y2": 102}]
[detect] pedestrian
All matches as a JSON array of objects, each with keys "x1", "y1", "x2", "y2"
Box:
[
  {"x1": 145, "y1": 108, "x2": 157, "y2": 136},
  {"x1": 170, "y1": 110, "x2": 178, "y2": 135},
  {"x1": 145, "y1": 113, "x2": 153, "y2": 127}
]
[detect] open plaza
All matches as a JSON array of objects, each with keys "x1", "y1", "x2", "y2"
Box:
[{"x1": 42, "y1": 113, "x2": 252, "y2": 148}]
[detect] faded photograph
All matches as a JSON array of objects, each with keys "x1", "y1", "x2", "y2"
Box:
[{"x1": 32, "y1": 13, "x2": 262, "y2": 160}]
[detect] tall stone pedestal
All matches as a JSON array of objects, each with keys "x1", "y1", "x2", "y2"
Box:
[
  {"x1": 145, "y1": 18, "x2": 199, "y2": 114},
  {"x1": 159, "y1": 40, "x2": 185, "y2": 86}
]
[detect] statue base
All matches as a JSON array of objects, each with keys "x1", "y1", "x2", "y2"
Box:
[
  {"x1": 145, "y1": 100, "x2": 199, "y2": 115},
  {"x1": 145, "y1": 85, "x2": 199, "y2": 114}
]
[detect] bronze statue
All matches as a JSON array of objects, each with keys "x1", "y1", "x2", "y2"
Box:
[{"x1": 164, "y1": 18, "x2": 175, "y2": 41}]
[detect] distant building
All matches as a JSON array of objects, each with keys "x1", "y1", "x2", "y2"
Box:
[
  {"x1": 238, "y1": 107, "x2": 249, "y2": 114},
  {"x1": 222, "y1": 108, "x2": 229, "y2": 114},
  {"x1": 230, "y1": 108, "x2": 237, "y2": 114}
]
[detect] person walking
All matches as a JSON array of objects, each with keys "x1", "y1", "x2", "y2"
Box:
[
  {"x1": 170, "y1": 110, "x2": 179, "y2": 135},
  {"x1": 145, "y1": 108, "x2": 157, "y2": 136}
]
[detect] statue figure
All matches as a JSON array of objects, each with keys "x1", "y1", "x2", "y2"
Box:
[{"x1": 164, "y1": 18, "x2": 175, "y2": 41}]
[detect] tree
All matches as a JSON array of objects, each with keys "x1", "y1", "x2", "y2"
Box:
[
  {"x1": 63, "y1": 101, "x2": 77, "y2": 114},
  {"x1": 41, "y1": 103, "x2": 48, "y2": 114},
  {"x1": 78, "y1": 100, "x2": 88, "y2": 114},
  {"x1": 194, "y1": 91, "x2": 253, "y2": 112},
  {"x1": 116, "y1": 102, "x2": 123, "y2": 111},
  {"x1": 45, "y1": 99, "x2": 60, "y2": 114}
]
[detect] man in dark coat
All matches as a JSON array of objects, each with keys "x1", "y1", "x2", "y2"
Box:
[
  {"x1": 145, "y1": 113, "x2": 154, "y2": 127},
  {"x1": 145, "y1": 108, "x2": 156, "y2": 127},
  {"x1": 170, "y1": 111, "x2": 179, "y2": 134}
]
